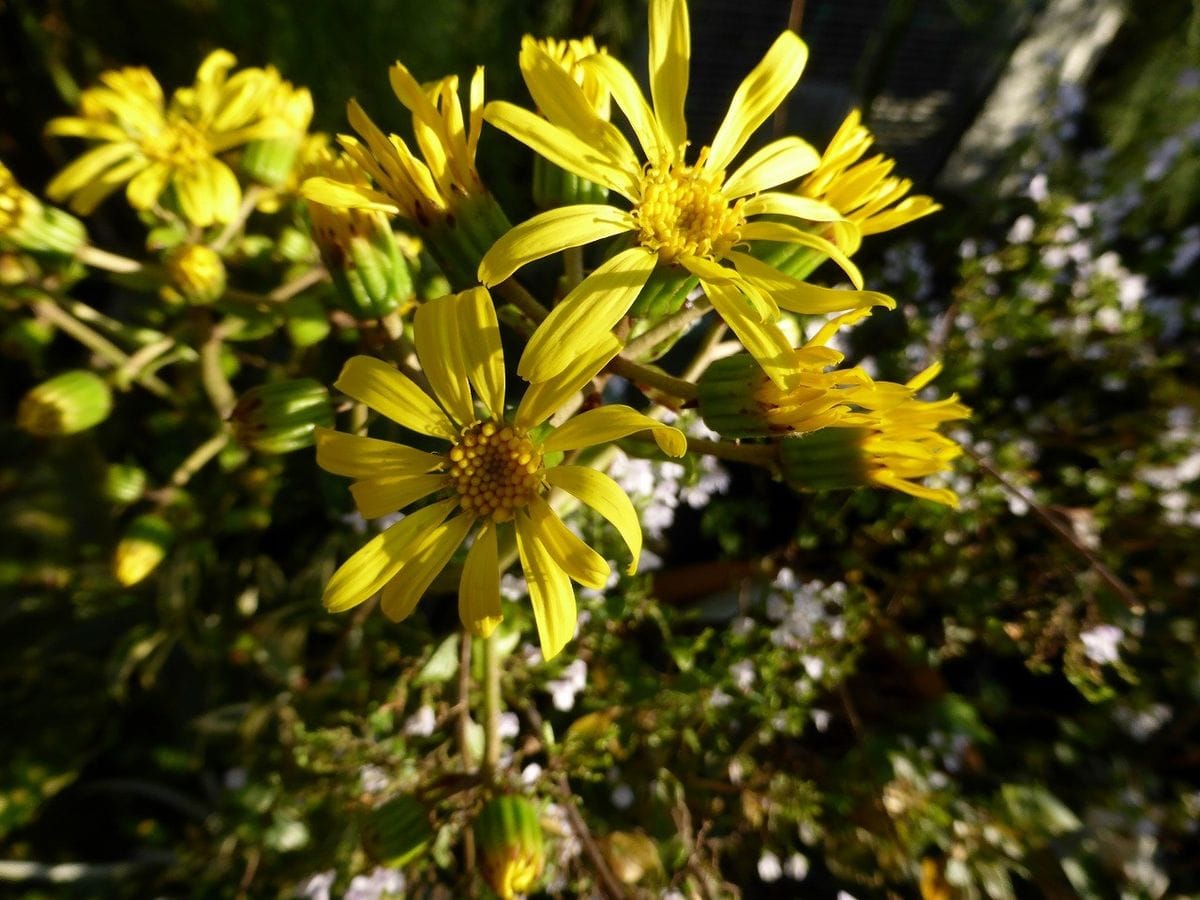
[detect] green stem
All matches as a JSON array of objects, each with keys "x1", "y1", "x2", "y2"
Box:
[
  {"x1": 31, "y1": 298, "x2": 173, "y2": 399},
  {"x1": 113, "y1": 336, "x2": 176, "y2": 391},
  {"x1": 606, "y1": 355, "x2": 698, "y2": 402},
  {"x1": 169, "y1": 430, "x2": 230, "y2": 488},
  {"x1": 211, "y1": 186, "x2": 265, "y2": 252},
  {"x1": 623, "y1": 299, "x2": 711, "y2": 360},
  {"x1": 686, "y1": 436, "x2": 778, "y2": 468},
  {"x1": 563, "y1": 246, "x2": 585, "y2": 291},
  {"x1": 481, "y1": 629, "x2": 502, "y2": 784},
  {"x1": 682, "y1": 320, "x2": 729, "y2": 382},
  {"x1": 199, "y1": 318, "x2": 236, "y2": 418},
  {"x1": 494, "y1": 278, "x2": 550, "y2": 324},
  {"x1": 75, "y1": 244, "x2": 143, "y2": 274}
]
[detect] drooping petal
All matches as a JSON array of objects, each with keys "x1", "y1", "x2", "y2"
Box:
[
  {"x1": 544, "y1": 465, "x2": 642, "y2": 574},
  {"x1": 350, "y1": 473, "x2": 448, "y2": 519},
  {"x1": 414, "y1": 294, "x2": 474, "y2": 427},
  {"x1": 379, "y1": 512, "x2": 474, "y2": 621},
  {"x1": 704, "y1": 279, "x2": 795, "y2": 389},
  {"x1": 334, "y1": 356, "x2": 457, "y2": 440},
  {"x1": 457, "y1": 286, "x2": 506, "y2": 416},
  {"x1": 314, "y1": 427, "x2": 444, "y2": 478},
  {"x1": 722, "y1": 136, "x2": 820, "y2": 198},
  {"x1": 581, "y1": 54, "x2": 667, "y2": 161},
  {"x1": 514, "y1": 512, "x2": 577, "y2": 661},
  {"x1": 706, "y1": 31, "x2": 808, "y2": 173},
  {"x1": 484, "y1": 101, "x2": 639, "y2": 199},
  {"x1": 514, "y1": 334, "x2": 622, "y2": 431},
  {"x1": 649, "y1": 0, "x2": 690, "y2": 151},
  {"x1": 543, "y1": 405, "x2": 686, "y2": 458},
  {"x1": 207, "y1": 158, "x2": 241, "y2": 224},
  {"x1": 322, "y1": 498, "x2": 457, "y2": 613},
  {"x1": 739, "y1": 220, "x2": 864, "y2": 289},
  {"x1": 518, "y1": 247, "x2": 655, "y2": 384},
  {"x1": 459, "y1": 521, "x2": 502, "y2": 637},
  {"x1": 726, "y1": 250, "x2": 893, "y2": 314},
  {"x1": 526, "y1": 495, "x2": 609, "y2": 589},
  {"x1": 681, "y1": 255, "x2": 776, "y2": 321},
  {"x1": 743, "y1": 192, "x2": 842, "y2": 222},
  {"x1": 477, "y1": 203, "x2": 634, "y2": 286}
]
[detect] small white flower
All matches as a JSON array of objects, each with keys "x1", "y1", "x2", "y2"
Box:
[
  {"x1": 521, "y1": 762, "x2": 543, "y2": 784},
  {"x1": 1007, "y1": 214, "x2": 1035, "y2": 244},
  {"x1": 709, "y1": 687, "x2": 733, "y2": 709},
  {"x1": 498, "y1": 711, "x2": 520, "y2": 739},
  {"x1": 1080, "y1": 625, "x2": 1123, "y2": 665},
  {"x1": 344, "y1": 866, "x2": 405, "y2": 900},
  {"x1": 403, "y1": 706, "x2": 436, "y2": 738},
  {"x1": 358, "y1": 765, "x2": 388, "y2": 795},
  {"x1": 785, "y1": 853, "x2": 810, "y2": 880},
  {"x1": 757, "y1": 851, "x2": 783, "y2": 883},
  {"x1": 730, "y1": 660, "x2": 756, "y2": 693},
  {"x1": 1027, "y1": 173, "x2": 1049, "y2": 202},
  {"x1": 611, "y1": 784, "x2": 635, "y2": 809},
  {"x1": 296, "y1": 870, "x2": 335, "y2": 900},
  {"x1": 811, "y1": 709, "x2": 832, "y2": 733},
  {"x1": 547, "y1": 659, "x2": 588, "y2": 711}
]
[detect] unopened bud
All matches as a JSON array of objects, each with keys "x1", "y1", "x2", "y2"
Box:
[
  {"x1": 17, "y1": 369, "x2": 112, "y2": 437},
  {"x1": 114, "y1": 513, "x2": 174, "y2": 586},
  {"x1": 163, "y1": 244, "x2": 226, "y2": 306},
  {"x1": 474, "y1": 795, "x2": 544, "y2": 900},
  {"x1": 230, "y1": 379, "x2": 334, "y2": 454}
]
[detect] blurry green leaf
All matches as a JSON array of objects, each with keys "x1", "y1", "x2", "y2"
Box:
[{"x1": 413, "y1": 634, "x2": 459, "y2": 685}]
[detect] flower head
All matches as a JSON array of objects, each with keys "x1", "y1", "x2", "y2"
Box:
[
  {"x1": 317, "y1": 288, "x2": 683, "y2": 659},
  {"x1": 0, "y1": 160, "x2": 87, "y2": 255},
  {"x1": 45, "y1": 51, "x2": 287, "y2": 226},
  {"x1": 478, "y1": 0, "x2": 894, "y2": 388},
  {"x1": 799, "y1": 109, "x2": 941, "y2": 245}
]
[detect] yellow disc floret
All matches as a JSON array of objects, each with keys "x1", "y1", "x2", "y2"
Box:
[
  {"x1": 0, "y1": 163, "x2": 34, "y2": 236},
  {"x1": 143, "y1": 116, "x2": 212, "y2": 169},
  {"x1": 447, "y1": 420, "x2": 543, "y2": 522},
  {"x1": 633, "y1": 149, "x2": 745, "y2": 264}
]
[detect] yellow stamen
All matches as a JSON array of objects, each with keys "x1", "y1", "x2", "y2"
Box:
[
  {"x1": 143, "y1": 117, "x2": 212, "y2": 168},
  {"x1": 633, "y1": 148, "x2": 745, "y2": 264},
  {"x1": 446, "y1": 419, "x2": 544, "y2": 522}
]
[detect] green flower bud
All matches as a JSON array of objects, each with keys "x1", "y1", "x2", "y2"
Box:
[
  {"x1": 113, "y1": 513, "x2": 174, "y2": 586},
  {"x1": 17, "y1": 370, "x2": 112, "y2": 437},
  {"x1": 0, "y1": 161, "x2": 87, "y2": 256},
  {"x1": 474, "y1": 795, "x2": 544, "y2": 900},
  {"x1": 162, "y1": 244, "x2": 226, "y2": 306},
  {"x1": 1, "y1": 317, "x2": 54, "y2": 363},
  {"x1": 779, "y1": 427, "x2": 869, "y2": 493},
  {"x1": 104, "y1": 463, "x2": 149, "y2": 505},
  {"x1": 230, "y1": 379, "x2": 333, "y2": 454},
  {"x1": 418, "y1": 191, "x2": 511, "y2": 293},
  {"x1": 242, "y1": 137, "x2": 302, "y2": 188},
  {"x1": 533, "y1": 156, "x2": 608, "y2": 209},
  {"x1": 361, "y1": 795, "x2": 434, "y2": 867},
  {"x1": 284, "y1": 293, "x2": 331, "y2": 348}
]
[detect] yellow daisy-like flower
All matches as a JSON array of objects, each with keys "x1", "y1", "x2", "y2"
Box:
[
  {"x1": 45, "y1": 50, "x2": 285, "y2": 226},
  {"x1": 799, "y1": 109, "x2": 941, "y2": 246},
  {"x1": 838, "y1": 363, "x2": 970, "y2": 506},
  {"x1": 478, "y1": 0, "x2": 893, "y2": 389},
  {"x1": 529, "y1": 36, "x2": 611, "y2": 119},
  {"x1": 317, "y1": 288, "x2": 685, "y2": 660}
]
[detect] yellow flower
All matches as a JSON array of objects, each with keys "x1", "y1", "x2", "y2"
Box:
[
  {"x1": 45, "y1": 50, "x2": 286, "y2": 226},
  {"x1": 528, "y1": 36, "x2": 610, "y2": 119},
  {"x1": 838, "y1": 362, "x2": 970, "y2": 506},
  {"x1": 316, "y1": 288, "x2": 684, "y2": 660},
  {"x1": 478, "y1": 0, "x2": 893, "y2": 389},
  {"x1": 0, "y1": 160, "x2": 87, "y2": 255},
  {"x1": 799, "y1": 109, "x2": 941, "y2": 246}
]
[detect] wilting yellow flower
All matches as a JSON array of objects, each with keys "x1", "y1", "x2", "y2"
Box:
[
  {"x1": 301, "y1": 64, "x2": 509, "y2": 288},
  {"x1": 478, "y1": 0, "x2": 893, "y2": 389},
  {"x1": 780, "y1": 362, "x2": 970, "y2": 507},
  {"x1": 799, "y1": 108, "x2": 941, "y2": 246},
  {"x1": 316, "y1": 288, "x2": 684, "y2": 659},
  {"x1": 45, "y1": 50, "x2": 286, "y2": 226}
]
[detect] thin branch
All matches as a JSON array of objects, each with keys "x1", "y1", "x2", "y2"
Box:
[
  {"x1": 965, "y1": 446, "x2": 1143, "y2": 614},
  {"x1": 556, "y1": 776, "x2": 627, "y2": 900},
  {"x1": 211, "y1": 185, "x2": 266, "y2": 252},
  {"x1": 75, "y1": 244, "x2": 143, "y2": 274},
  {"x1": 686, "y1": 436, "x2": 778, "y2": 468},
  {"x1": 605, "y1": 355, "x2": 698, "y2": 401},
  {"x1": 622, "y1": 299, "x2": 711, "y2": 360},
  {"x1": 169, "y1": 431, "x2": 230, "y2": 489}
]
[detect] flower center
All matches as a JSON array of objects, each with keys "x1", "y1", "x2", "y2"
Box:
[
  {"x1": 446, "y1": 420, "x2": 543, "y2": 522},
  {"x1": 633, "y1": 148, "x2": 745, "y2": 264},
  {"x1": 143, "y1": 118, "x2": 212, "y2": 168}
]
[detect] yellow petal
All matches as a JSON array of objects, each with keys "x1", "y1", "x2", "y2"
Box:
[
  {"x1": 322, "y1": 498, "x2": 456, "y2": 613},
  {"x1": 45, "y1": 142, "x2": 139, "y2": 204},
  {"x1": 519, "y1": 41, "x2": 640, "y2": 177},
  {"x1": 174, "y1": 163, "x2": 215, "y2": 227},
  {"x1": 414, "y1": 294, "x2": 474, "y2": 426},
  {"x1": 379, "y1": 512, "x2": 474, "y2": 621},
  {"x1": 208, "y1": 159, "x2": 241, "y2": 224},
  {"x1": 514, "y1": 334, "x2": 622, "y2": 431},
  {"x1": 334, "y1": 356, "x2": 456, "y2": 440},
  {"x1": 649, "y1": 0, "x2": 690, "y2": 150},
  {"x1": 722, "y1": 136, "x2": 820, "y2": 198},
  {"x1": 906, "y1": 361, "x2": 943, "y2": 391},
  {"x1": 467, "y1": 67, "x2": 486, "y2": 165},
  {"x1": 581, "y1": 54, "x2": 667, "y2": 161},
  {"x1": 315, "y1": 426, "x2": 444, "y2": 478},
  {"x1": 66, "y1": 156, "x2": 146, "y2": 216},
  {"x1": 544, "y1": 465, "x2": 642, "y2": 574},
  {"x1": 706, "y1": 31, "x2": 809, "y2": 173},
  {"x1": 704, "y1": 279, "x2": 795, "y2": 389},
  {"x1": 459, "y1": 521, "x2": 502, "y2": 637},
  {"x1": 726, "y1": 250, "x2": 893, "y2": 314},
  {"x1": 743, "y1": 192, "x2": 842, "y2": 222},
  {"x1": 350, "y1": 473, "x2": 448, "y2": 519},
  {"x1": 484, "y1": 101, "x2": 638, "y2": 200},
  {"x1": 543, "y1": 405, "x2": 686, "y2": 458},
  {"x1": 125, "y1": 161, "x2": 171, "y2": 210},
  {"x1": 477, "y1": 203, "x2": 634, "y2": 286},
  {"x1": 739, "y1": 221, "x2": 864, "y2": 289},
  {"x1": 518, "y1": 247, "x2": 655, "y2": 384},
  {"x1": 682, "y1": 256, "x2": 776, "y2": 321},
  {"x1": 514, "y1": 512, "x2": 577, "y2": 661},
  {"x1": 457, "y1": 286, "x2": 506, "y2": 417},
  {"x1": 300, "y1": 175, "x2": 399, "y2": 213},
  {"x1": 526, "y1": 495, "x2": 609, "y2": 589},
  {"x1": 44, "y1": 116, "x2": 129, "y2": 142}
]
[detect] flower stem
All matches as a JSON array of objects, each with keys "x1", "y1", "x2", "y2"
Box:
[
  {"x1": 199, "y1": 316, "x2": 236, "y2": 418},
  {"x1": 75, "y1": 244, "x2": 143, "y2": 273},
  {"x1": 686, "y1": 436, "x2": 778, "y2": 468},
  {"x1": 605, "y1": 355, "x2": 698, "y2": 402},
  {"x1": 481, "y1": 629, "x2": 502, "y2": 784},
  {"x1": 169, "y1": 430, "x2": 230, "y2": 488},
  {"x1": 494, "y1": 278, "x2": 550, "y2": 324},
  {"x1": 623, "y1": 299, "x2": 711, "y2": 360},
  {"x1": 211, "y1": 185, "x2": 265, "y2": 252}
]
